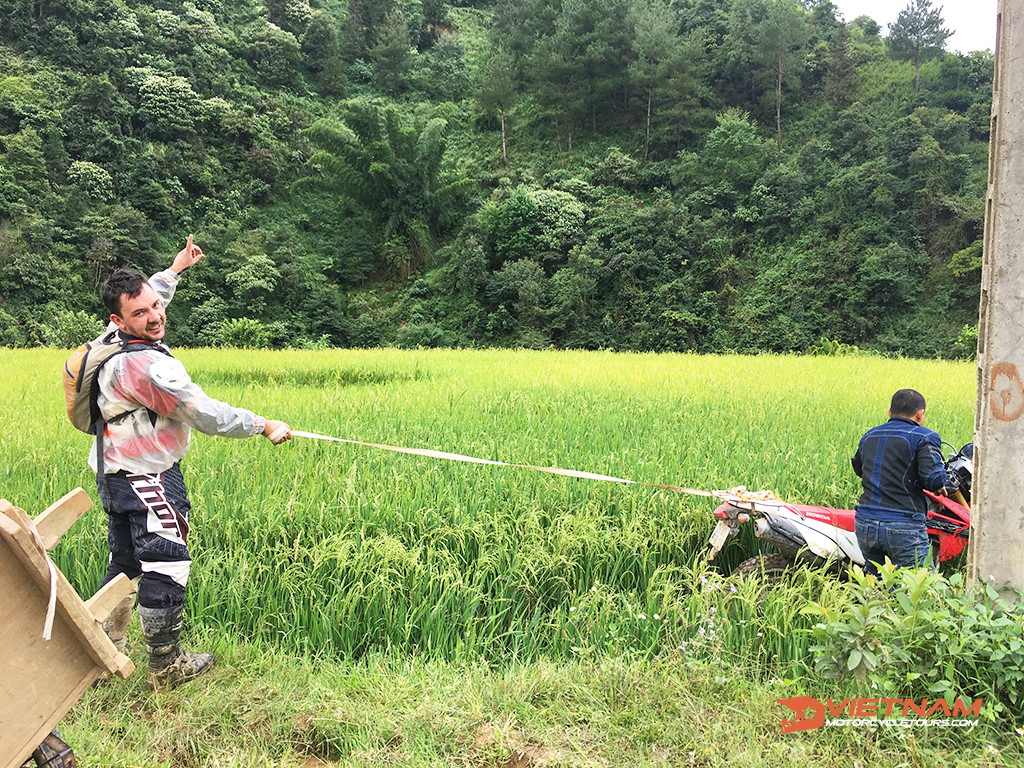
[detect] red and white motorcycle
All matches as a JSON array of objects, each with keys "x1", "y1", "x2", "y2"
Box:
[{"x1": 706, "y1": 444, "x2": 973, "y2": 579}]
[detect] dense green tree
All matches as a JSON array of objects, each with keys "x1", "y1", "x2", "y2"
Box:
[
  {"x1": 850, "y1": 15, "x2": 882, "y2": 40},
  {"x1": 0, "y1": 0, "x2": 993, "y2": 357},
  {"x1": 302, "y1": 11, "x2": 346, "y2": 96},
  {"x1": 63, "y1": 76, "x2": 133, "y2": 165},
  {"x1": 370, "y1": 11, "x2": 413, "y2": 94},
  {"x1": 488, "y1": 0, "x2": 559, "y2": 64},
  {"x1": 717, "y1": 0, "x2": 812, "y2": 144},
  {"x1": 824, "y1": 26, "x2": 860, "y2": 108},
  {"x1": 344, "y1": 0, "x2": 369, "y2": 62},
  {"x1": 486, "y1": 257, "x2": 546, "y2": 331},
  {"x1": 754, "y1": 0, "x2": 809, "y2": 150},
  {"x1": 530, "y1": 189, "x2": 585, "y2": 267},
  {"x1": 136, "y1": 73, "x2": 199, "y2": 137},
  {"x1": 675, "y1": 108, "x2": 766, "y2": 211},
  {"x1": 475, "y1": 45, "x2": 517, "y2": 164},
  {"x1": 301, "y1": 99, "x2": 476, "y2": 277},
  {"x1": 245, "y1": 23, "x2": 303, "y2": 87},
  {"x1": 888, "y1": 0, "x2": 950, "y2": 92},
  {"x1": 67, "y1": 160, "x2": 114, "y2": 201},
  {"x1": 0, "y1": 74, "x2": 48, "y2": 134},
  {"x1": 225, "y1": 232, "x2": 281, "y2": 316},
  {"x1": 628, "y1": 0, "x2": 687, "y2": 159},
  {"x1": 409, "y1": 31, "x2": 468, "y2": 102},
  {"x1": 478, "y1": 187, "x2": 541, "y2": 267},
  {"x1": 0, "y1": 128, "x2": 48, "y2": 216},
  {"x1": 547, "y1": 252, "x2": 600, "y2": 346},
  {"x1": 807, "y1": 0, "x2": 841, "y2": 40},
  {"x1": 532, "y1": 0, "x2": 631, "y2": 143},
  {"x1": 265, "y1": 0, "x2": 313, "y2": 34}
]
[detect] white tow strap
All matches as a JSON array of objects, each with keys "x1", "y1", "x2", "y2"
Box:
[
  {"x1": 289, "y1": 430, "x2": 784, "y2": 505},
  {"x1": 22, "y1": 518, "x2": 58, "y2": 640}
]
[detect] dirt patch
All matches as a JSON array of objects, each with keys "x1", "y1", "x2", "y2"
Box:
[
  {"x1": 468, "y1": 721, "x2": 549, "y2": 767},
  {"x1": 500, "y1": 744, "x2": 548, "y2": 768}
]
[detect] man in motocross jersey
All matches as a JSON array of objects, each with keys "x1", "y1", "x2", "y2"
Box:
[
  {"x1": 94, "y1": 237, "x2": 292, "y2": 692},
  {"x1": 851, "y1": 388, "x2": 948, "y2": 575}
]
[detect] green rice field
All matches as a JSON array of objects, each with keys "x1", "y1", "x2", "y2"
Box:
[
  {"x1": 2, "y1": 349, "x2": 974, "y2": 658},
  {"x1": 6, "y1": 348, "x2": 1016, "y2": 766}
]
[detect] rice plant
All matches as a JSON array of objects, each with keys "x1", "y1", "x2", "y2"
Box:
[{"x1": 0, "y1": 347, "x2": 975, "y2": 670}]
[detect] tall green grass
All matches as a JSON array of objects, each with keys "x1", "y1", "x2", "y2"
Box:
[{"x1": 0, "y1": 348, "x2": 975, "y2": 668}]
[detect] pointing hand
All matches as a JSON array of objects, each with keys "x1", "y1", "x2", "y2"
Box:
[{"x1": 171, "y1": 234, "x2": 206, "y2": 275}]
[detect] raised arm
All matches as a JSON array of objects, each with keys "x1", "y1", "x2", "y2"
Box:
[{"x1": 140, "y1": 235, "x2": 206, "y2": 314}]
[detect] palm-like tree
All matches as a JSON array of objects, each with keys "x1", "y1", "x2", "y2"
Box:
[{"x1": 301, "y1": 98, "x2": 477, "y2": 278}]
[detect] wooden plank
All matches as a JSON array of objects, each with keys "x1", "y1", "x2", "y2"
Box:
[
  {"x1": 0, "y1": 510, "x2": 134, "y2": 677},
  {"x1": 0, "y1": 496, "x2": 136, "y2": 768},
  {"x1": 33, "y1": 488, "x2": 92, "y2": 551},
  {"x1": 10, "y1": 674, "x2": 99, "y2": 768},
  {"x1": 0, "y1": 518, "x2": 104, "y2": 768},
  {"x1": 84, "y1": 574, "x2": 135, "y2": 624}
]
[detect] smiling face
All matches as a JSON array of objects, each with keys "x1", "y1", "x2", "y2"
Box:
[{"x1": 111, "y1": 282, "x2": 166, "y2": 341}]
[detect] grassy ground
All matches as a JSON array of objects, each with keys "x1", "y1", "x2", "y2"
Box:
[
  {"x1": 65, "y1": 640, "x2": 1024, "y2": 767},
  {"x1": 3, "y1": 347, "x2": 1018, "y2": 765}
]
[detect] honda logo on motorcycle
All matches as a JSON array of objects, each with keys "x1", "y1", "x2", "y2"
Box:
[{"x1": 776, "y1": 696, "x2": 982, "y2": 733}]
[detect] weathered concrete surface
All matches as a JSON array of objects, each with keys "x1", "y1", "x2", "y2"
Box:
[{"x1": 971, "y1": 0, "x2": 1024, "y2": 596}]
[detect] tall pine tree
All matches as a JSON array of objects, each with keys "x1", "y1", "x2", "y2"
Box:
[{"x1": 888, "y1": 0, "x2": 951, "y2": 92}]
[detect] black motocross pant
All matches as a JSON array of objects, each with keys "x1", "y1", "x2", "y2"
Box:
[{"x1": 97, "y1": 463, "x2": 192, "y2": 608}]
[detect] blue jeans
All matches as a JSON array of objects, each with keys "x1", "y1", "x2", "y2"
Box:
[{"x1": 855, "y1": 517, "x2": 931, "y2": 575}]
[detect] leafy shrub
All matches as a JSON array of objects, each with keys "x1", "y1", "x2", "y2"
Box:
[
  {"x1": 245, "y1": 24, "x2": 302, "y2": 86},
  {"x1": 805, "y1": 565, "x2": 1024, "y2": 724},
  {"x1": 954, "y1": 324, "x2": 978, "y2": 358},
  {"x1": 175, "y1": 297, "x2": 228, "y2": 348},
  {"x1": 41, "y1": 309, "x2": 104, "y2": 348},
  {"x1": 486, "y1": 258, "x2": 546, "y2": 324},
  {"x1": 478, "y1": 187, "x2": 541, "y2": 266},
  {"x1": 288, "y1": 334, "x2": 333, "y2": 350},
  {"x1": 529, "y1": 189, "x2": 586, "y2": 263},
  {"x1": 0, "y1": 308, "x2": 28, "y2": 347},
  {"x1": 395, "y1": 323, "x2": 450, "y2": 349},
  {"x1": 67, "y1": 161, "x2": 114, "y2": 201},
  {"x1": 136, "y1": 73, "x2": 200, "y2": 137},
  {"x1": 855, "y1": 243, "x2": 928, "y2": 319},
  {"x1": 217, "y1": 317, "x2": 271, "y2": 349},
  {"x1": 805, "y1": 336, "x2": 862, "y2": 356},
  {"x1": 346, "y1": 314, "x2": 384, "y2": 348},
  {"x1": 592, "y1": 147, "x2": 641, "y2": 188}
]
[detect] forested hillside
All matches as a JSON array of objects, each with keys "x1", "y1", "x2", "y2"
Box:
[{"x1": 0, "y1": 0, "x2": 991, "y2": 356}]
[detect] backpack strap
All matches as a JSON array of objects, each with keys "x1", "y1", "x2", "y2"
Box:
[{"x1": 90, "y1": 335, "x2": 172, "y2": 427}]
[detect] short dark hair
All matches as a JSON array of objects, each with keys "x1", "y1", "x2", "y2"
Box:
[
  {"x1": 891, "y1": 388, "x2": 926, "y2": 417},
  {"x1": 102, "y1": 269, "x2": 147, "y2": 316}
]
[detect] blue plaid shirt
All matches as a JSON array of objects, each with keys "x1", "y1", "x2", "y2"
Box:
[{"x1": 852, "y1": 417, "x2": 948, "y2": 522}]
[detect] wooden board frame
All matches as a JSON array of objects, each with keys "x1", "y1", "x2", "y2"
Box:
[{"x1": 0, "y1": 491, "x2": 135, "y2": 768}]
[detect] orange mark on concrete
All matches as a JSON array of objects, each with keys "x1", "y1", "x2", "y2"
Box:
[{"x1": 991, "y1": 362, "x2": 1024, "y2": 422}]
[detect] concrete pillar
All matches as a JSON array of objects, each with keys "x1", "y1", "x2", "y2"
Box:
[{"x1": 970, "y1": 1, "x2": 1024, "y2": 595}]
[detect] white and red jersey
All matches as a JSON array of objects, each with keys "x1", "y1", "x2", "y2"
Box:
[{"x1": 89, "y1": 270, "x2": 265, "y2": 475}]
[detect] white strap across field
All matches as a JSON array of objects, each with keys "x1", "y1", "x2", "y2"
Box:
[{"x1": 289, "y1": 430, "x2": 784, "y2": 506}]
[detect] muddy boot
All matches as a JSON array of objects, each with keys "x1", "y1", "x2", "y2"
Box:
[
  {"x1": 93, "y1": 578, "x2": 139, "y2": 687},
  {"x1": 138, "y1": 604, "x2": 215, "y2": 693},
  {"x1": 101, "y1": 576, "x2": 140, "y2": 654}
]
